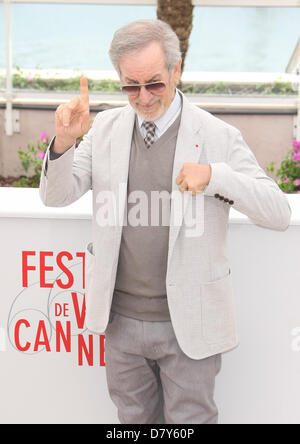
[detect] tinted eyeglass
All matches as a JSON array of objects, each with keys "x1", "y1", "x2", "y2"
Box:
[{"x1": 121, "y1": 81, "x2": 166, "y2": 96}]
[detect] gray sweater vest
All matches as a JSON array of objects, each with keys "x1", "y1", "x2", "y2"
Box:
[{"x1": 111, "y1": 111, "x2": 182, "y2": 321}]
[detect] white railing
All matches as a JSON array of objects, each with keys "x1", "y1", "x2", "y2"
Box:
[{"x1": 1, "y1": 0, "x2": 300, "y2": 137}]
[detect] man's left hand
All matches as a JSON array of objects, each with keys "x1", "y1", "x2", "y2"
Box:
[{"x1": 176, "y1": 163, "x2": 212, "y2": 195}]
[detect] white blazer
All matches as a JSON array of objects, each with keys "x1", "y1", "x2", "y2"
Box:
[{"x1": 39, "y1": 92, "x2": 291, "y2": 360}]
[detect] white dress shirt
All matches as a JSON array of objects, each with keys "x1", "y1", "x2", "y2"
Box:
[{"x1": 137, "y1": 89, "x2": 182, "y2": 142}]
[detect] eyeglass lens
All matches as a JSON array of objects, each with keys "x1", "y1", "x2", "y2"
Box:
[{"x1": 122, "y1": 82, "x2": 166, "y2": 95}]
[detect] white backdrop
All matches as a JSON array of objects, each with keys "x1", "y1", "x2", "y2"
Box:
[{"x1": 0, "y1": 189, "x2": 299, "y2": 424}]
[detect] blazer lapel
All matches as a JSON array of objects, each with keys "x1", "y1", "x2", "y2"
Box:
[
  {"x1": 110, "y1": 105, "x2": 135, "y2": 231},
  {"x1": 168, "y1": 94, "x2": 205, "y2": 266}
]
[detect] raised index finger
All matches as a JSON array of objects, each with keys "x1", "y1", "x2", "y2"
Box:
[{"x1": 80, "y1": 76, "x2": 89, "y2": 106}]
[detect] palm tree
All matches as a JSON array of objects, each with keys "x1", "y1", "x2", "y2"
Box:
[{"x1": 157, "y1": 0, "x2": 194, "y2": 76}]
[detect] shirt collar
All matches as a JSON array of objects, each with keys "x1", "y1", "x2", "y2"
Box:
[{"x1": 137, "y1": 89, "x2": 182, "y2": 131}]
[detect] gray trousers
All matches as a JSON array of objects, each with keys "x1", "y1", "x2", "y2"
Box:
[{"x1": 104, "y1": 312, "x2": 222, "y2": 424}]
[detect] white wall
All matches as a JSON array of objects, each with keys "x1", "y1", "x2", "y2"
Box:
[{"x1": 0, "y1": 189, "x2": 299, "y2": 424}]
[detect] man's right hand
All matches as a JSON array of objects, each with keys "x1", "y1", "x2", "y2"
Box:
[{"x1": 53, "y1": 76, "x2": 91, "y2": 154}]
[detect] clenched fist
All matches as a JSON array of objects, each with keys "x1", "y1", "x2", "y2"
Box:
[
  {"x1": 176, "y1": 163, "x2": 212, "y2": 195},
  {"x1": 53, "y1": 77, "x2": 91, "y2": 154}
]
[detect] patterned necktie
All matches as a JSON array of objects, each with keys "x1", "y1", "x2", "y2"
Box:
[{"x1": 143, "y1": 121, "x2": 156, "y2": 149}]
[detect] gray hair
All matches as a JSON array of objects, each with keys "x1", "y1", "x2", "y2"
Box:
[{"x1": 109, "y1": 19, "x2": 182, "y2": 75}]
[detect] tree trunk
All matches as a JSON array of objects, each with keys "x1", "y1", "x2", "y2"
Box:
[{"x1": 157, "y1": 0, "x2": 194, "y2": 77}]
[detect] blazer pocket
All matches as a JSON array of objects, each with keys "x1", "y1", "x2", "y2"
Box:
[
  {"x1": 201, "y1": 270, "x2": 236, "y2": 345},
  {"x1": 85, "y1": 242, "x2": 95, "y2": 293}
]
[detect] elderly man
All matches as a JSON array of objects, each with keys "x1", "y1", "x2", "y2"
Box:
[{"x1": 39, "y1": 19, "x2": 291, "y2": 424}]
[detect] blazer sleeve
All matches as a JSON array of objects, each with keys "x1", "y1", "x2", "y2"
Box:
[
  {"x1": 204, "y1": 129, "x2": 292, "y2": 231},
  {"x1": 39, "y1": 113, "x2": 100, "y2": 207}
]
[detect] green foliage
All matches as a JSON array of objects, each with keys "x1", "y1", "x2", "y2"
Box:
[
  {"x1": 13, "y1": 129, "x2": 89, "y2": 188},
  {"x1": 11, "y1": 67, "x2": 121, "y2": 92},
  {"x1": 181, "y1": 81, "x2": 296, "y2": 95},
  {"x1": 0, "y1": 67, "x2": 296, "y2": 95},
  {"x1": 267, "y1": 141, "x2": 300, "y2": 193},
  {"x1": 13, "y1": 134, "x2": 49, "y2": 188}
]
